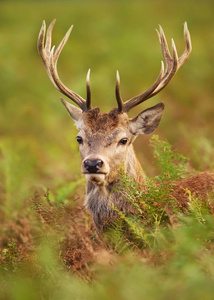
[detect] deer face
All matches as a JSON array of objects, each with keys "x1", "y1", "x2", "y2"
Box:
[
  {"x1": 76, "y1": 108, "x2": 132, "y2": 185},
  {"x1": 62, "y1": 100, "x2": 164, "y2": 185}
]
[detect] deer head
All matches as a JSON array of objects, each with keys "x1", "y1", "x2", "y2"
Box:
[{"x1": 38, "y1": 20, "x2": 192, "y2": 187}]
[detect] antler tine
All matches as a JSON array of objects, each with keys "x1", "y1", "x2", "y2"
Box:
[
  {"x1": 115, "y1": 71, "x2": 124, "y2": 112},
  {"x1": 148, "y1": 37, "x2": 178, "y2": 98},
  {"x1": 38, "y1": 20, "x2": 90, "y2": 112},
  {"x1": 38, "y1": 20, "x2": 60, "y2": 88},
  {"x1": 45, "y1": 19, "x2": 56, "y2": 56},
  {"x1": 157, "y1": 25, "x2": 172, "y2": 71},
  {"x1": 86, "y1": 69, "x2": 92, "y2": 110},
  {"x1": 38, "y1": 20, "x2": 48, "y2": 66},
  {"x1": 178, "y1": 22, "x2": 192, "y2": 67},
  {"x1": 120, "y1": 23, "x2": 192, "y2": 113}
]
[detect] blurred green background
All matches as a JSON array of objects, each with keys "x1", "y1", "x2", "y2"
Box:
[{"x1": 0, "y1": 0, "x2": 214, "y2": 210}]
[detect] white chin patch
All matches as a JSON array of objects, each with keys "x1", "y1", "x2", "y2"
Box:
[{"x1": 85, "y1": 174, "x2": 106, "y2": 184}]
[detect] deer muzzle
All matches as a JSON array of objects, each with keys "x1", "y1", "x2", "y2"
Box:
[
  {"x1": 82, "y1": 156, "x2": 110, "y2": 184},
  {"x1": 84, "y1": 159, "x2": 103, "y2": 173}
]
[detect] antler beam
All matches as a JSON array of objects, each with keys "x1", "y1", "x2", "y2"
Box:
[
  {"x1": 38, "y1": 19, "x2": 91, "y2": 112},
  {"x1": 116, "y1": 22, "x2": 192, "y2": 113}
]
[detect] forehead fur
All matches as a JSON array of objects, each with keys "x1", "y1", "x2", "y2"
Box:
[{"x1": 82, "y1": 108, "x2": 129, "y2": 133}]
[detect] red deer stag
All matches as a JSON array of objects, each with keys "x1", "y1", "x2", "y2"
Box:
[{"x1": 38, "y1": 20, "x2": 214, "y2": 229}]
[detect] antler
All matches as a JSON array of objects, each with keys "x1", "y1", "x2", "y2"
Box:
[
  {"x1": 38, "y1": 19, "x2": 91, "y2": 111},
  {"x1": 116, "y1": 22, "x2": 192, "y2": 113}
]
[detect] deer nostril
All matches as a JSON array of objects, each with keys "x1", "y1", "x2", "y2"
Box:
[
  {"x1": 96, "y1": 160, "x2": 103, "y2": 170},
  {"x1": 84, "y1": 159, "x2": 103, "y2": 173}
]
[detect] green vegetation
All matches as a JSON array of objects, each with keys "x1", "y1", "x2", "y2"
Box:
[
  {"x1": 107, "y1": 136, "x2": 212, "y2": 249},
  {"x1": 0, "y1": 1, "x2": 214, "y2": 299}
]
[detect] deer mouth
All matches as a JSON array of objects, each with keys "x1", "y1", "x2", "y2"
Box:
[
  {"x1": 84, "y1": 173, "x2": 107, "y2": 184},
  {"x1": 82, "y1": 172, "x2": 107, "y2": 175}
]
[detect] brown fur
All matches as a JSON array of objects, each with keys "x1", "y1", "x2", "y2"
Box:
[
  {"x1": 172, "y1": 172, "x2": 214, "y2": 209},
  {"x1": 82, "y1": 108, "x2": 123, "y2": 133}
]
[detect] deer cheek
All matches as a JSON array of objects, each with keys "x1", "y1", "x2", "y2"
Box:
[{"x1": 111, "y1": 152, "x2": 126, "y2": 171}]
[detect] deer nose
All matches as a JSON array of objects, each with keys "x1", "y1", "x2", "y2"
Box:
[{"x1": 84, "y1": 159, "x2": 103, "y2": 173}]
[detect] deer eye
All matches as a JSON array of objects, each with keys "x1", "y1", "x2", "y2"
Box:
[
  {"x1": 76, "y1": 136, "x2": 83, "y2": 145},
  {"x1": 119, "y1": 138, "x2": 128, "y2": 145}
]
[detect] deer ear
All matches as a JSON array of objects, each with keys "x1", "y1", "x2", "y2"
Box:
[
  {"x1": 61, "y1": 98, "x2": 83, "y2": 129},
  {"x1": 129, "y1": 102, "x2": 164, "y2": 135}
]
